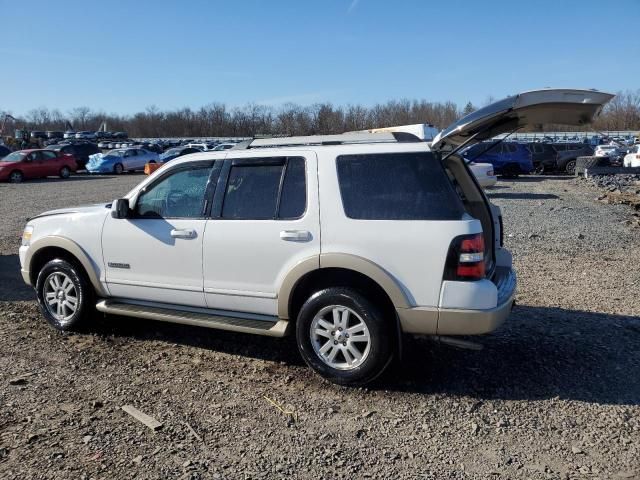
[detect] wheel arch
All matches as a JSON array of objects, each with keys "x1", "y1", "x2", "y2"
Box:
[
  {"x1": 26, "y1": 236, "x2": 107, "y2": 296},
  {"x1": 278, "y1": 253, "x2": 410, "y2": 321}
]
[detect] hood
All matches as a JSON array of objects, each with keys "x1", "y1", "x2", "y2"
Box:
[
  {"x1": 29, "y1": 203, "x2": 110, "y2": 221},
  {"x1": 431, "y1": 88, "x2": 615, "y2": 152},
  {"x1": 87, "y1": 153, "x2": 119, "y2": 165}
]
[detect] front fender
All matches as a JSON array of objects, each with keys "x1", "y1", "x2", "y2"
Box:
[{"x1": 24, "y1": 236, "x2": 108, "y2": 296}]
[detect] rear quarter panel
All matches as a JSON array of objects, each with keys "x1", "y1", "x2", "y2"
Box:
[{"x1": 317, "y1": 146, "x2": 483, "y2": 308}]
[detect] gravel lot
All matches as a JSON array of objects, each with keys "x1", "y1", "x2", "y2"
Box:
[{"x1": 0, "y1": 173, "x2": 639, "y2": 479}]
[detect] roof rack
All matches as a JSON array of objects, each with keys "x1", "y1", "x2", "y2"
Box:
[{"x1": 231, "y1": 132, "x2": 421, "y2": 150}]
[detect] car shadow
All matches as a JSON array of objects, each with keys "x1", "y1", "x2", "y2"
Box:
[
  {"x1": 501, "y1": 175, "x2": 574, "y2": 182},
  {"x1": 486, "y1": 192, "x2": 560, "y2": 200},
  {"x1": 87, "y1": 303, "x2": 640, "y2": 406},
  {"x1": 0, "y1": 255, "x2": 35, "y2": 301}
]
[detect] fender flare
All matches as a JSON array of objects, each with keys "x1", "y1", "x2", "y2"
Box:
[
  {"x1": 277, "y1": 253, "x2": 410, "y2": 319},
  {"x1": 25, "y1": 236, "x2": 108, "y2": 296}
]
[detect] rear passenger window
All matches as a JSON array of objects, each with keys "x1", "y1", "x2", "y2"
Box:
[
  {"x1": 221, "y1": 157, "x2": 306, "y2": 220},
  {"x1": 336, "y1": 153, "x2": 464, "y2": 220}
]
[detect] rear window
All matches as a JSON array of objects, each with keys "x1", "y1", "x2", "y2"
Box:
[{"x1": 336, "y1": 152, "x2": 464, "y2": 220}]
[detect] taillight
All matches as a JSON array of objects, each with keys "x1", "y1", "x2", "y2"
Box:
[{"x1": 444, "y1": 233, "x2": 486, "y2": 281}]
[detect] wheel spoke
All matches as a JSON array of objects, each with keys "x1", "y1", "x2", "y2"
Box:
[
  {"x1": 327, "y1": 346, "x2": 339, "y2": 363},
  {"x1": 340, "y1": 308, "x2": 350, "y2": 329},
  {"x1": 57, "y1": 301, "x2": 63, "y2": 316},
  {"x1": 65, "y1": 295, "x2": 78, "y2": 305},
  {"x1": 317, "y1": 318, "x2": 333, "y2": 331},
  {"x1": 342, "y1": 346, "x2": 353, "y2": 364},
  {"x1": 61, "y1": 277, "x2": 71, "y2": 291},
  {"x1": 350, "y1": 330, "x2": 370, "y2": 343},
  {"x1": 314, "y1": 328, "x2": 331, "y2": 339},
  {"x1": 347, "y1": 323, "x2": 366, "y2": 335},
  {"x1": 347, "y1": 344, "x2": 363, "y2": 363},
  {"x1": 332, "y1": 308, "x2": 341, "y2": 328},
  {"x1": 319, "y1": 340, "x2": 334, "y2": 355},
  {"x1": 49, "y1": 277, "x2": 58, "y2": 290}
]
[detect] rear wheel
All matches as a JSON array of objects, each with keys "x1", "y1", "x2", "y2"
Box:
[
  {"x1": 9, "y1": 170, "x2": 24, "y2": 183},
  {"x1": 113, "y1": 163, "x2": 124, "y2": 175},
  {"x1": 500, "y1": 164, "x2": 520, "y2": 179},
  {"x1": 296, "y1": 287, "x2": 394, "y2": 386},
  {"x1": 59, "y1": 166, "x2": 71, "y2": 179},
  {"x1": 35, "y1": 259, "x2": 94, "y2": 331}
]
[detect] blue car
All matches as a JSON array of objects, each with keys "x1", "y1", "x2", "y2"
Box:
[
  {"x1": 86, "y1": 148, "x2": 159, "y2": 174},
  {"x1": 462, "y1": 142, "x2": 533, "y2": 177}
]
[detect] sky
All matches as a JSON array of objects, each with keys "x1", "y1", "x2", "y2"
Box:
[{"x1": 1, "y1": 0, "x2": 639, "y2": 116}]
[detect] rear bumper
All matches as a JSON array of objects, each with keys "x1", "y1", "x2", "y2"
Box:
[{"x1": 397, "y1": 267, "x2": 516, "y2": 336}]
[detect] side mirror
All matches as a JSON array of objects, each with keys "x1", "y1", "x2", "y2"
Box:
[{"x1": 111, "y1": 198, "x2": 130, "y2": 219}]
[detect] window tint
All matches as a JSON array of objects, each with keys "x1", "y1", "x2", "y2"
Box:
[
  {"x1": 41, "y1": 151, "x2": 57, "y2": 160},
  {"x1": 506, "y1": 143, "x2": 517, "y2": 153},
  {"x1": 278, "y1": 157, "x2": 306, "y2": 219},
  {"x1": 222, "y1": 164, "x2": 283, "y2": 219},
  {"x1": 221, "y1": 157, "x2": 306, "y2": 220},
  {"x1": 27, "y1": 152, "x2": 40, "y2": 161},
  {"x1": 336, "y1": 152, "x2": 464, "y2": 220},
  {"x1": 136, "y1": 165, "x2": 214, "y2": 218}
]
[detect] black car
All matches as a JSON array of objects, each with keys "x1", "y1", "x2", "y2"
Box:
[
  {"x1": 552, "y1": 143, "x2": 595, "y2": 174},
  {"x1": 49, "y1": 142, "x2": 100, "y2": 169},
  {"x1": 0, "y1": 145, "x2": 11, "y2": 159},
  {"x1": 525, "y1": 142, "x2": 558, "y2": 173}
]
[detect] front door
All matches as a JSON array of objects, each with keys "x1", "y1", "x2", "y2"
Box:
[
  {"x1": 202, "y1": 152, "x2": 320, "y2": 316},
  {"x1": 102, "y1": 161, "x2": 219, "y2": 307}
]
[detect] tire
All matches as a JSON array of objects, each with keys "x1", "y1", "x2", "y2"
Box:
[
  {"x1": 499, "y1": 164, "x2": 520, "y2": 179},
  {"x1": 575, "y1": 156, "x2": 609, "y2": 176},
  {"x1": 113, "y1": 163, "x2": 124, "y2": 175},
  {"x1": 9, "y1": 170, "x2": 24, "y2": 183},
  {"x1": 533, "y1": 163, "x2": 545, "y2": 175},
  {"x1": 35, "y1": 259, "x2": 94, "y2": 331},
  {"x1": 565, "y1": 159, "x2": 577, "y2": 175},
  {"x1": 59, "y1": 166, "x2": 71, "y2": 179},
  {"x1": 148, "y1": 160, "x2": 156, "y2": 164},
  {"x1": 296, "y1": 287, "x2": 395, "y2": 386}
]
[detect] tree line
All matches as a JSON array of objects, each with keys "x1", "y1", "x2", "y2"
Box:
[{"x1": 2, "y1": 90, "x2": 639, "y2": 139}]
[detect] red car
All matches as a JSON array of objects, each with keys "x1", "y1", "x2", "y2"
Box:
[{"x1": 0, "y1": 149, "x2": 77, "y2": 183}]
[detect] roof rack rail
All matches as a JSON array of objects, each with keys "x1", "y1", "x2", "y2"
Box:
[{"x1": 230, "y1": 132, "x2": 422, "y2": 150}]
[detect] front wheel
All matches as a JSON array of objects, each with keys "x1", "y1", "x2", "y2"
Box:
[
  {"x1": 113, "y1": 163, "x2": 124, "y2": 175},
  {"x1": 296, "y1": 287, "x2": 395, "y2": 386},
  {"x1": 35, "y1": 259, "x2": 94, "y2": 331},
  {"x1": 59, "y1": 166, "x2": 71, "y2": 179}
]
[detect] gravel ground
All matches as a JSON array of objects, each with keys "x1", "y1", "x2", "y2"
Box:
[{"x1": 0, "y1": 174, "x2": 639, "y2": 479}]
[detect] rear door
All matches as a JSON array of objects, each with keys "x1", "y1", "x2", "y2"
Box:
[
  {"x1": 40, "y1": 150, "x2": 60, "y2": 176},
  {"x1": 202, "y1": 151, "x2": 320, "y2": 316}
]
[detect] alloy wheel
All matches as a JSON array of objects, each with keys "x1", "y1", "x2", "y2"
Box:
[
  {"x1": 310, "y1": 305, "x2": 371, "y2": 370},
  {"x1": 43, "y1": 272, "x2": 78, "y2": 326}
]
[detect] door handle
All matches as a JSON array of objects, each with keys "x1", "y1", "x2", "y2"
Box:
[
  {"x1": 280, "y1": 230, "x2": 311, "y2": 242},
  {"x1": 170, "y1": 228, "x2": 197, "y2": 239}
]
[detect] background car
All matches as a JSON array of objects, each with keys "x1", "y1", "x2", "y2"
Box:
[
  {"x1": 75, "y1": 131, "x2": 97, "y2": 140},
  {"x1": 86, "y1": 148, "x2": 159, "y2": 174},
  {"x1": 0, "y1": 149, "x2": 77, "y2": 183},
  {"x1": 63, "y1": 131, "x2": 76, "y2": 139},
  {"x1": 49, "y1": 142, "x2": 100, "y2": 170},
  {"x1": 554, "y1": 143, "x2": 595, "y2": 174},
  {"x1": 159, "y1": 146, "x2": 201, "y2": 163},
  {"x1": 462, "y1": 141, "x2": 533, "y2": 177},
  {"x1": 467, "y1": 160, "x2": 497, "y2": 188},
  {"x1": 623, "y1": 145, "x2": 640, "y2": 167},
  {"x1": 526, "y1": 142, "x2": 558, "y2": 173},
  {"x1": 0, "y1": 145, "x2": 11, "y2": 159},
  {"x1": 212, "y1": 142, "x2": 236, "y2": 151}
]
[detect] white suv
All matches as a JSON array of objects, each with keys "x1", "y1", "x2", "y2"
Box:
[{"x1": 18, "y1": 89, "x2": 613, "y2": 385}]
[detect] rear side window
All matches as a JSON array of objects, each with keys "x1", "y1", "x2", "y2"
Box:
[
  {"x1": 336, "y1": 152, "x2": 464, "y2": 220},
  {"x1": 221, "y1": 157, "x2": 306, "y2": 220}
]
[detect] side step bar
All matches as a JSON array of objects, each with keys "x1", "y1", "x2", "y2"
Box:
[{"x1": 96, "y1": 299, "x2": 289, "y2": 337}]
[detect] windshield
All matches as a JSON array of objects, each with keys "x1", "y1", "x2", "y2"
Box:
[
  {"x1": 163, "y1": 148, "x2": 182, "y2": 156},
  {"x1": 1, "y1": 152, "x2": 25, "y2": 162}
]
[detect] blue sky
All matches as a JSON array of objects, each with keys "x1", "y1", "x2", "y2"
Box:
[{"x1": 1, "y1": 0, "x2": 639, "y2": 115}]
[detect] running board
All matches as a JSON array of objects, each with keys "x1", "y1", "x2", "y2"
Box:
[{"x1": 95, "y1": 299, "x2": 289, "y2": 337}]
